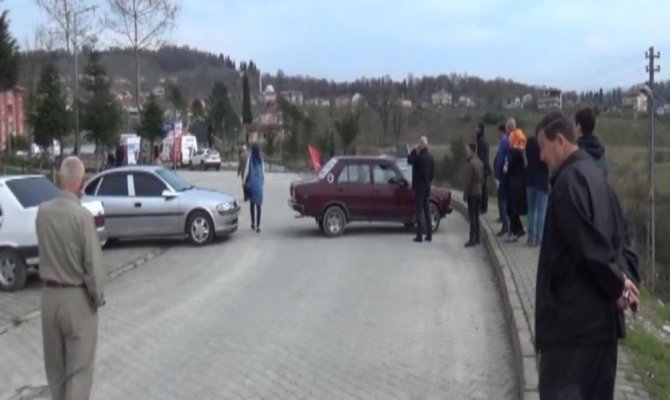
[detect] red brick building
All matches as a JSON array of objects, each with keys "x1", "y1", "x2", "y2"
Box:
[{"x1": 0, "y1": 87, "x2": 26, "y2": 151}]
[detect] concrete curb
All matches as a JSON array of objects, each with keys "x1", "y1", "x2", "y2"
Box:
[
  {"x1": 0, "y1": 247, "x2": 168, "y2": 337},
  {"x1": 451, "y1": 196, "x2": 539, "y2": 400}
]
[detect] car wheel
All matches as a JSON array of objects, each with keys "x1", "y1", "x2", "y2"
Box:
[
  {"x1": 322, "y1": 206, "x2": 346, "y2": 237},
  {"x1": 430, "y1": 202, "x2": 441, "y2": 233},
  {"x1": 0, "y1": 249, "x2": 28, "y2": 292},
  {"x1": 187, "y1": 211, "x2": 215, "y2": 246}
]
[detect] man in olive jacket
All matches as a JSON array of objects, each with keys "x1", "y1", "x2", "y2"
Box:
[{"x1": 464, "y1": 143, "x2": 484, "y2": 247}]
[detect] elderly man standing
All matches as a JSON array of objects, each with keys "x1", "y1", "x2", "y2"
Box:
[
  {"x1": 36, "y1": 156, "x2": 105, "y2": 400},
  {"x1": 407, "y1": 136, "x2": 435, "y2": 243}
]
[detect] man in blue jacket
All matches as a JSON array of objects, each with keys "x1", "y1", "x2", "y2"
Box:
[{"x1": 493, "y1": 124, "x2": 510, "y2": 236}]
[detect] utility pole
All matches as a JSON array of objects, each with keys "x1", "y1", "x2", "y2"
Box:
[{"x1": 645, "y1": 46, "x2": 660, "y2": 294}]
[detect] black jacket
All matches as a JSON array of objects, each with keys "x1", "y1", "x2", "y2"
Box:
[
  {"x1": 535, "y1": 150, "x2": 633, "y2": 351},
  {"x1": 408, "y1": 148, "x2": 435, "y2": 192},
  {"x1": 476, "y1": 134, "x2": 491, "y2": 176},
  {"x1": 578, "y1": 134, "x2": 608, "y2": 175},
  {"x1": 525, "y1": 136, "x2": 549, "y2": 192}
]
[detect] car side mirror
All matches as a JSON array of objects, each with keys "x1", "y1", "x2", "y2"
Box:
[{"x1": 162, "y1": 190, "x2": 178, "y2": 200}]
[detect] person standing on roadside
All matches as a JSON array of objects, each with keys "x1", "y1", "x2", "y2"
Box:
[
  {"x1": 535, "y1": 112, "x2": 640, "y2": 400},
  {"x1": 525, "y1": 127, "x2": 550, "y2": 247},
  {"x1": 476, "y1": 122, "x2": 491, "y2": 214},
  {"x1": 575, "y1": 107, "x2": 608, "y2": 176},
  {"x1": 506, "y1": 119, "x2": 527, "y2": 242},
  {"x1": 493, "y1": 124, "x2": 510, "y2": 235},
  {"x1": 36, "y1": 156, "x2": 105, "y2": 400},
  {"x1": 464, "y1": 143, "x2": 484, "y2": 247},
  {"x1": 243, "y1": 143, "x2": 265, "y2": 232},
  {"x1": 407, "y1": 136, "x2": 435, "y2": 243}
]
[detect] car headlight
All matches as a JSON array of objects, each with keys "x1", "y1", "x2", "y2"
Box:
[{"x1": 216, "y1": 202, "x2": 235, "y2": 213}]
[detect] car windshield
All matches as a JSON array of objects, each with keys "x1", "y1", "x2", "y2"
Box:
[
  {"x1": 318, "y1": 158, "x2": 338, "y2": 180},
  {"x1": 6, "y1": 176, "x2": 59, "y2": 208},
  {"x1": 155, "y1": 168, "x2": 193, "y2": 192}
]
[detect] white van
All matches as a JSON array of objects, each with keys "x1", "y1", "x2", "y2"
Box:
[{"x1": 161, "y1": 134, "x2": 198, "y2": 167}]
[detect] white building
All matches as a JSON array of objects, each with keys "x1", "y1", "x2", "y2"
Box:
[
  {"x1": 280, "y1": 90, "x2": 304, "y2": 106},
  {"x1": 262, "y1": 85, "x2": 277, "y2": 104},
  {"x1": 458, "y1": 96, "x2": 476, "y2": 108},
  {"x1": 431, "y1": 89, "x2": 453, "y2": 106},
  {"x1": 503, "y1": 97, "x2": 523, "y2": 109},
  {"x1": 306, "y1": 97, "x2": 331, "y2": 107},
  {"x1": 622, "y1": 88, "x2": 648, "y2": 113},
  {"x1": 538, "y1": 89, "x2": 563, "y2": 110}
]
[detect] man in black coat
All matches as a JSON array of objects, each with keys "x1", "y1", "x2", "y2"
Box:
[
  {"x1": 407, "y1": 136, "x2": 435, "y2": 243},
  {"x1": 535, "y1": 112, "x2": 640, "y2": 400},
  {"x1": 476, "y1": 123, "x2": 491, "y2": 214}
]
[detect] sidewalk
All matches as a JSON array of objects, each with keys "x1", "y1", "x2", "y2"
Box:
[{"x1": 452, "y1": 195, "x2": 651, "y2": 400}]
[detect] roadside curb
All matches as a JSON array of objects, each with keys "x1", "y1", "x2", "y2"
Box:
[
  {"x1": 451, "y1": 196, "x2": 539, "y2": 400},
  {"x1": 0, "y1": 246, "x2": 168, "y2": 337}
]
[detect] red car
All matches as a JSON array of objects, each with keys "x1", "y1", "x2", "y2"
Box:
[{"x1": 289, "y1": 155, "x2": 452, "y2": 237}]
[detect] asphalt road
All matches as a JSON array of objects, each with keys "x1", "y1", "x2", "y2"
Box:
[{"x1": 0, "y1": 170, "x2": 517, "y2": 400}]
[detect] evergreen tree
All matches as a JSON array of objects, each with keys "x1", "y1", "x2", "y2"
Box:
[
  {"x1": 29, "y1": 63, "x2": 69, "y2": 152},
  {"x1": 138, "y1": 94, "x2": 164, "y2": 159},
  {"x1": 242, "y1": 73, "x2": 253, "y2": 124},
  {"x1": 335, "y1": 109, "x2": 360, "y2": 155},
  {"x1": 0, "y1": 10, "x2": 19, "y2": 91},
  {"x1": 81, "y1": 49, "x2": 122, "y2": 151},
  {"x1": 207, "y1": 81, "x2": 240, "y2": 143},
  {"x1": 190, "y1": 99, "x2": 205, "y2": 121}
]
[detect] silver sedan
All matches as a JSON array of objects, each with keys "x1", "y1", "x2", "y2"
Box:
[{"x1": 83, "y1": 166, "x2": 240, "y2": 245}]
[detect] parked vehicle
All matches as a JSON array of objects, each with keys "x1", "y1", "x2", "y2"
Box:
[
  {"x1": 189, "y1": 148, "x2": 222, "y2": 171},
  {"x1": 0, "y1": 175, "x2": 107, "y2": 291},
  {"x1": 288, "y1": 156, "x2": 452, "y2": 237},
  {"x1": 160, "y1": 134, "x2": 198, "y2": 167},
  {"x1": 83, "y1": 166, "x2": 240, "y2": 245}
]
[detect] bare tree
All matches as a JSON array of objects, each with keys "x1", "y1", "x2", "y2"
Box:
[
  {"x1": 105, "y1": 0, "x2": 179, "y2": 112},
  {"x1": 366, "y1": 76, "x2": 395, "y2": 145}
]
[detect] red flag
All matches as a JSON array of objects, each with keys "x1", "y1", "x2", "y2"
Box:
[{"x1": 308, "y1": 145, "x2": 322, "y2": 172}]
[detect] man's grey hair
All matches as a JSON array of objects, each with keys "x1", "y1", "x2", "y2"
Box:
[
  {"x1": 59, "y1": 156, "x2": 85, "y2": 184},
  {"x1": 419, "y1": 136, "x2": 429, "y2": 148},
  {"x1": 506, "y1": 118, "x2": 516, "y2": 132}
]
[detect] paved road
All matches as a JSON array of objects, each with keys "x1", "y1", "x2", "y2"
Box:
[{"x1": 0, "y1": 170, "x2": 516, "y2": 400}]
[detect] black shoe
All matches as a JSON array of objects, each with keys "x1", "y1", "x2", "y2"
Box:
[
  {"x1": 497, "y1": 229, "x2": 508, "y2": 237},
  {"x1": 251, "y1": 224, "x2": 256, "y2": 230},
  {"x1": 256, "y1": 227, "x2": 261, "y2": 233},
  {"x1": 464, "y1": 241, "x2": 475, "y2": 248},
  {"x1": 413, "y1": 237, "x2": 423, "y2": 243},
  {"x1": 518, "y1": 230, "x2": 526, "y2": 238},
  {"x1": 425, "y1": 236, "x2": 432, "y2": 242}
]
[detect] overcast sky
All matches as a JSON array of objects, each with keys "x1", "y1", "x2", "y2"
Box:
[{"x1": 4, "y1": 0, "x2": 669, "y2": 91}]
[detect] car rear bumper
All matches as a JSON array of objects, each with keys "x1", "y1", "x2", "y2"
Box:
[{"x1": 213, "y1": 209, "x2": 239, "y2": 235}]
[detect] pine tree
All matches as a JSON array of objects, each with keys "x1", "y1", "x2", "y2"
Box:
[
  {"x1": 81, "y1": 49, "x2": 122, "y2": 151},
  {"x1": 30, "y1": 63, "x2": 69, "y2": 152},
  {"x1": 138, "y1": 94, "x2": 164, "y2": 159},
  {"x1": 0, "y1": 10, "x2": 19, "y2": 91}
]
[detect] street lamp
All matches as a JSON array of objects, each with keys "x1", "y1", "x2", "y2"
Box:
[
  {"x1": 71, "y1": 5, "x2": 97, "y2": 156},
  {"x1": 639, "y1": 84, "x2": 656, "y2": 293}
]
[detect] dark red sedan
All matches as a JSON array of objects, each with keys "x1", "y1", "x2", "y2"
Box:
[{"x1": 289, "y1": 155, "x2": 452, "y2": 237}]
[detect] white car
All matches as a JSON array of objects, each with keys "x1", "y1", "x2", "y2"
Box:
[
  {"x1": 189, "y1": 148, "x2": 222, "y2": 171},
  {"x1": 0, "y1": 175, "x2": 107, "y2": 291}
]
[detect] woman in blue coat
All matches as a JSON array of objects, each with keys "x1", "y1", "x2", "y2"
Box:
[{"x1": 243, "y1": 143, "x2": 265, "y2": 232}]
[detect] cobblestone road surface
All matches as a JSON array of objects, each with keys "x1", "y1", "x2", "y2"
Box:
[{"x1": 0, "y1": 171, "x2": 517, "y2": 400}]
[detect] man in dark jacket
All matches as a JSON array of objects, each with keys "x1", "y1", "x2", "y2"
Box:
[
  {"x1": 493, "y1": 124, "x2": 510, "y2": 235},
  {"x1": 464, "y1": 143, "x2": 484, "y2": 247},
  {"x1": 535, "y1": 112, "x2": 640, "y2": 400},
  {"x1": 476, "y1": 123, "x2": 491, "y2": 214},
  {"x1": 407, "y1": 136, "x2": 435, "y2": 243},
  {"x1": 525, "y1": 131, "x2": 549, "y2": 247},
  {"x1": 575, "y1": 107, "x2": 608, "y2": 176}
]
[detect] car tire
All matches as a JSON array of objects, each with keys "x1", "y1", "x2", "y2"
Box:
[
  {"x1": 0, "y1": 249, "x2": 28, "y2": 292},
  {"x1": 186, "y1": 211, "x2": 215, "y2": 246},
  {"x1": 322, "y1": 206, "x2": 346, "y2": 237},
  {"x1": 430, "y1": 202, "x2": 441, "y2": 233}
]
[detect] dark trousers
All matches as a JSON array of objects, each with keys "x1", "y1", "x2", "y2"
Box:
[
  {"x1": 497, "y1": 181, "x2": 510, "y2": 232},
  {"x1": 480, "y1": 177, "x2": 488, "y2": 214},
  {"x1": 250, "y1": 203, "x2": 262, "y2": 228},
  {"x1": 414, "y1": 188, "x2": 431, "y2": 238},
  {"x1": 510, "y1": 213, "x2": 524, "y2": 236},
  {"x1": 468, "y1": 195, "x2": 481, "y2": 243},
  {"x1": 539, "y1": 341, "x2": 618, "y2": 400}
]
